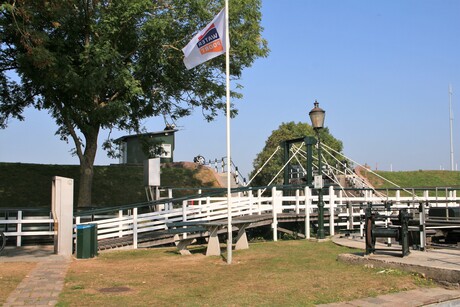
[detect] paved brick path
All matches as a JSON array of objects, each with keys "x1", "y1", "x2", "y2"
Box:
[
  {"x1": 319, "y1": 287, "x2": 460, "y2": 306},
  {"x1": 2, "y1": 253, "x2": 70, "y2": 307}
]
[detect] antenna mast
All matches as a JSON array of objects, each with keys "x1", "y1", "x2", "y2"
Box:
[{"x1": 449, "y1": 84, "x2": 454, "y2": 171}]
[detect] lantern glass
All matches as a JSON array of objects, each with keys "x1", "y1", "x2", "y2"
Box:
[{"x1": 309, "y1": 101, "x2": 325, "y2": 129}]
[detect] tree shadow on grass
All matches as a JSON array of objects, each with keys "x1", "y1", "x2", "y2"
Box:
[{"x1": 163, "y1": 245, "x2": 207, "y2": 256}]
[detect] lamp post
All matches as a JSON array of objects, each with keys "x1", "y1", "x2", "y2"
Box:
[{"x1": 309, "y1": 100, "x2": 326, "y2": 239}]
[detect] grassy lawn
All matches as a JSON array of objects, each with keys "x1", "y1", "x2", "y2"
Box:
[
  {"x1": 363, "y1": 169, "x2": 460, "y2": 189},
  {"x1": 58, "y1": 240, "x2": 433, "y2": 306},
  {"x1": 0, "y1": 262, "x2": 37, "y2": 305}
]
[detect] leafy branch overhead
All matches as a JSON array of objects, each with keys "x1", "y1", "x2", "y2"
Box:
[{"x1": 0, "y1": 0, "x2": 269, "y2": 206}]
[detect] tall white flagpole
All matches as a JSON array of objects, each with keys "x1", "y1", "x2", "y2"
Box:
[
  {"x1": 225, "y1": 0, "x2": 233, "y2": 264},
  {"x1": 449, "y1": 84, "x2": 454, "y2": 171}
]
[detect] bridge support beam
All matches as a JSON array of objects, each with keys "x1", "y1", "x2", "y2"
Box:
[{"x1": 282, "y1": 136, "x2": 317, "y2": 186}]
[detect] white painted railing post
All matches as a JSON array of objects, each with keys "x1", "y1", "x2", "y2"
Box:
[
  {"x1": 182, "y1": 200, "x2": 187, "y2": 239},
  {"x1": 17, "y1": 210, "x2": 22, "y2": 247},
  {"x1": 419, "y1": 201, "x2": 426, "y2": 251},
  {"x1": 197, "y1": 189, "x2": 203, "y2": 215},
  {"x1": 347, "y1": 201, "x2": 353, "y2": 230},
  {"x1": 206, "y1": 196, "x2": 211, "y2": 219},
  {"x1": 295, "y1": 189, "x2": 300, "y2": 214},
  {"x1": 385, "y1": 202, "x2": 391, "y2": 246},
  {"x1": 237, "y1": 192, "x2": 242, "y2": 214},
  {"x1": 305, "y1": 186, "x2": 311, "y2": 239},
  {"x1": 182, "y1": 200, "x2": 187, "y2": 221},
  {"x1": 118, "y1": 210, "x2": 123, "y2": 238},
  {"x1": 248, "y1": 189, "x2": 254, "y2": 215},
  {"x1": 272, "y1": 187, "x2": 278, "y2": 242},
  {"x1": 423, "y1": 190, "x2": 429, "y2": 201},
  {"x1": 168, "y1": 188, "x2": 173, "y2": 211},
  {"x1": 329, "y1": 186, "x2": 335, "y2": 236},
  {"x1": 133, "y1": 207, "x2": 138, "y2": 249},
  {"x1": 257, "y1": 189, "x2": 262, "y2": 215},
  {"x1": 338, "y1": 189, "x2": 344, "y2": 227}
]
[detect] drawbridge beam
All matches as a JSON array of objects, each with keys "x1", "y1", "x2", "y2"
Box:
[{"x1": 282, "y1": 136, "x2": 317, "y2": 186}]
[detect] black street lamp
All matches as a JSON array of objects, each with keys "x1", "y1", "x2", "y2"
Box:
[{"x1": 309, "y1": 100, "x2": 326, "y2": 239}]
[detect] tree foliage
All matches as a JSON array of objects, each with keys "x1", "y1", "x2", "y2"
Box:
[
  {"x1": 0, "y1": 0, "x2": 269, "y2": 206},
  {"x1": 249, "y1": 121, "x2": 344, "y2": 187}
]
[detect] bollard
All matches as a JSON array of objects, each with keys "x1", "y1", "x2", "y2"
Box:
[{"x1": 364, "y1": 206, "x2": 411, "y2": 257}]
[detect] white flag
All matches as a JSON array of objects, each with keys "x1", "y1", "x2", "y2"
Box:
[{"x1": 182, "y1": 9, "x2": 227, "y2": 70}]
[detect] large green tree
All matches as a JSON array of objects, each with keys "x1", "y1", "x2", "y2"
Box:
[
  {"x1": 249, "y1": 121, "x2": 344, "y2": 187},
  {"x1": 0, "y1": 0, "x2": 268, "y2": 207}
]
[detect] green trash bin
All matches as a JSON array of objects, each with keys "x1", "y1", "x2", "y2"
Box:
[
  {"x1": 89, "y1": 223, "x2": 98, "y2": 257},
  {"x1": 76, "y1": 224, "x2": 96, "y2": 259}
]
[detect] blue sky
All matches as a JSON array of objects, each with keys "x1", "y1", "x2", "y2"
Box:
[{"x1": 1, "y1": 0, "x2": 460, "y2": 180}]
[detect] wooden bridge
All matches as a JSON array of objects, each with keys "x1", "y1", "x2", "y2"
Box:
[
  {"x1": 96, "y1": 213, "x2": 317, "y2": 250},
  {"x1": 72, "y1": 185, "x2": 460, "y2": 251},
  {"x1": 2, "y1": 185, "x2": 460, "y2": 252}
]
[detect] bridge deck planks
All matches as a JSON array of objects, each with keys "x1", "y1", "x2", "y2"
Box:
[{"x1": 97, "y1": 212, "x2": 324, "y2": 250}]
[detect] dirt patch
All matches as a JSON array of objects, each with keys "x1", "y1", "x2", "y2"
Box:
[
  {"x1": 355, "y1": 166, "x2": 383, "y2": 188},
  {"x1": 164, "y1": 162, "x2": 221, "y2": 188}
]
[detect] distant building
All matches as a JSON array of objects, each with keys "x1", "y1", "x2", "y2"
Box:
[{"x1": 115, "y1": 127, "x2": 178, "y2": 164}]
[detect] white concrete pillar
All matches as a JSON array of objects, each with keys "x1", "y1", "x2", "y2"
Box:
[{"x1": 52, "y1": 176, "x2": 74, "y2": 257}]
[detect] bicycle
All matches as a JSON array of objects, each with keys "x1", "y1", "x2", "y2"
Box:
[{"x1": 0, "y1": 230, "x2": 5, "y2": 254}]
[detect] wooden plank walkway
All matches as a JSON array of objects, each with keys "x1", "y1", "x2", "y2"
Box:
[{"x1": 97, "y1": 212, "x2": 328, "y2": 250}]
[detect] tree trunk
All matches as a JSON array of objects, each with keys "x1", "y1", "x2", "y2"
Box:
[{"x1": 77, "y1": 129, "x2": 99, "y2": 208}]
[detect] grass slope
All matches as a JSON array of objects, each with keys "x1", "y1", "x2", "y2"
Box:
[
  {"x1": 0, "y1": 162, "x2": 219, "y2": 208},
  {"x1": 361, "y1": 169, "x2": 460, "y2": 190}
]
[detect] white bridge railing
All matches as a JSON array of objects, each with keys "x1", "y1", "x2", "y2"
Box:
[
  {"x1": 2, "y1": 187, "x2": 459, "y2": 248},
  {"x1": 75, "y1": 186, "x2": 460, "y2": 249}
]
